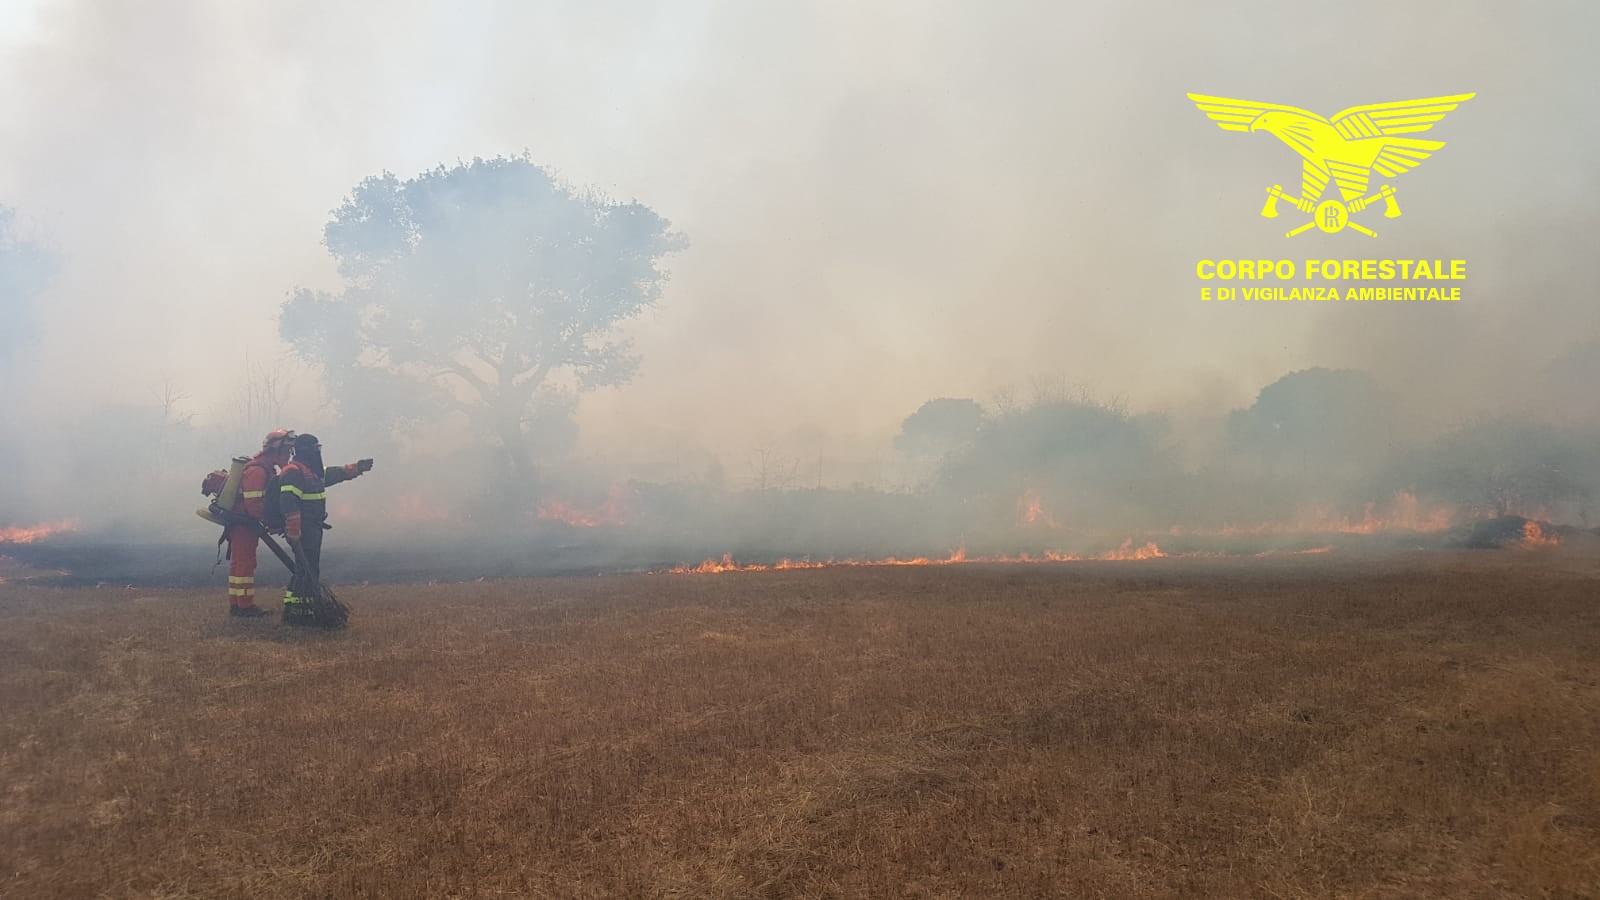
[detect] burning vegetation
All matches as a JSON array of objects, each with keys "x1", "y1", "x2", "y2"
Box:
[
  {"x1": 1015, "y1": 487, "x2": 1062, "y2": 528},
  {"x1": 627, "y1": 388, "x2": 1598, "y2": 574},
  {"x1": 0, "y1": 520, "x2": 78, "y2": 544},
  {"x1": 4, "y1": 149, "x2": 1597, "y2": 580},
  {"x1": 660, "y1": 539, "x2": 1169, "y2": 575},
  {"x1": 536, "y1": 484, "x2": 636, "y2": 529},
  {"x1": 1520, "y1": 520, "x2": 1561, "y2": 548},
  {"x1": 4, "y1": 191, "x2": 1598, "y2": 580},
  {"x1": 2, "y1": 386, "x2": 1593, "y2": 585}
]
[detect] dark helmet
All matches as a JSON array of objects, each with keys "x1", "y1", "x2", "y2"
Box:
[{"x1": 292, "y1": 433, "x2": 325, "y2": 475}]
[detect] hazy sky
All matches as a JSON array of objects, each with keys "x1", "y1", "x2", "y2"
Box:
[{"x1": 3, "y1": 0, "x2": 1596, "y2": 464}]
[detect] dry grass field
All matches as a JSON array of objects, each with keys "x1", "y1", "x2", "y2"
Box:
[{"x1": 4, "y1": 552, "x2": 1600, "y2": 898}]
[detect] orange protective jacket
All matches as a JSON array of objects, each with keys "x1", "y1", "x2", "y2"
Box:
[{"x1": 230, "y1": 454, "x2": 278, "y2": 521}]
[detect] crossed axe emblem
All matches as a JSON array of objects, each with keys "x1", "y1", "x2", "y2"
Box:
[{"x1": 1260, "y1": 184, "x2": 1401, "y2": 238}]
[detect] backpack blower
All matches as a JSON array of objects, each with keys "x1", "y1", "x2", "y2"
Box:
[{"x1": 198, "y1": 458, "x2": 350, "y2": 628}]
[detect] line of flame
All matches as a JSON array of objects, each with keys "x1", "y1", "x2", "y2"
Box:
[
  {"x1": 0, "y1": 519, "x2": 80, "y2": 544},
  {"x1": 659, "y1": 539, "x2": 1185, "y2": 574}
]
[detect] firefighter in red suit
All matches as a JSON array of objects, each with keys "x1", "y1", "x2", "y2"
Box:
[
  {"x1": 226, "y1": 429, "x2": 296, "y2": 618},
  {"x1": 280, "y1": 433, "x2": 373, "y2": 625}
]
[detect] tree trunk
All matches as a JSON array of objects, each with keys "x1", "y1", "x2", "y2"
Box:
[{"x1": 494, "y1": 413, "x2": 535, "y2": 488}]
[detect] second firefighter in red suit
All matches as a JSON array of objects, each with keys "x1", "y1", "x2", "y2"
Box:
[
  {"x1": 280, "y1": 433, "x2": 373, "y2": 624},
  {"x1": 226, "y1": 429, "x2": 295, "y2": 618}
]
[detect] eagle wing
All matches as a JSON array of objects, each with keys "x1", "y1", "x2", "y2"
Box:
[
  {"x1": 1329, "y1": 94, "x2": 1474, "y2": 179},
  {"x1": 1330, "y1": 94, "x2": 1476, "y2": 138},
  {"x1": 1186, "y1": 93, "x2": 1327, "y2": 132}
]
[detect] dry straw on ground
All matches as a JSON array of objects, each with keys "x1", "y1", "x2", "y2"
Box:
[{"x1": 3, "y1": 552, "x2": 1599, "y2": 898}]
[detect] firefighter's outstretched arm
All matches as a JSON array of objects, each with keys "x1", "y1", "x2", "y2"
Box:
[{"x1": 324, "y1": 458, "x2": 375, "y2": 487}]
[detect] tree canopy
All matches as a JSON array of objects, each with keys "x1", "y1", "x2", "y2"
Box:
[
  {"x1": 937, "y1": 397, "x2": 1175, "y2": 529},
  {"x1": 281, "y1": 156, "x2": 685, "y2": 481},
  {"x1": 1419, "y1": 418, "x2": 1598, "y2": 520},
  {"x1": 1226, "y1": 368, "x2": 1397, "y2": 471},
  {"x1": 894, "y1": 398, "x2": 986, "y2": 459}
]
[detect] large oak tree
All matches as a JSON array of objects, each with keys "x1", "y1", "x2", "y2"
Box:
[{"x1": 282, "y1": 156, "x2": 683, "y2": 484}]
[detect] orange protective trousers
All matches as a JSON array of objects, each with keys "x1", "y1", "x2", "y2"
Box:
[{"x1": 226, "y1": 523, "x2": 260, "y2": 609}]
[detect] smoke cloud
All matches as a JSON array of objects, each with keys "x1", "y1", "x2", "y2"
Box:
[{"x1": 2, "y1": 0, "x2": 1597, "y2": 564}]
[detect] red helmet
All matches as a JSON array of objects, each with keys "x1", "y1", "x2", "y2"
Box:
[{"x1": 262, "y1": 429, "x2": 296, "y2": 452}]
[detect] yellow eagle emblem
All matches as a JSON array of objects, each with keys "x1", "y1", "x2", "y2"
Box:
[{"x1": 1187, "y1": 92, "x2": 1474, "y2": 237}]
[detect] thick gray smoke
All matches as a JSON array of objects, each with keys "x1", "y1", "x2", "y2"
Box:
[{"x1": 2, "y1": 1, "x2": 1598, "y2": 572}]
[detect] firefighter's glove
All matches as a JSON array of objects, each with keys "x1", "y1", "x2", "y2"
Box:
[
  {"x1": 356, "y1": 458, "x2": 375, "y2": 473},
  {"x1": 285, "y1": 512, "x2": 302, "y2": 542}
]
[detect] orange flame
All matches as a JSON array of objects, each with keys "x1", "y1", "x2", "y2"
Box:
[
  {"x1": 538, "y1": 484, "x2": 634, "y2": 528},
  {"x1": 1520, "y1": 521, "x2": 1560, "y2": 548},
  {"x1": 1262, "y1": 545, "x2": 1335, "y2": 557},
  {"x1": 1016, "y1": 488, "x2": 1062, "y2": 528},
  {"x1": 0, "y1": 519, "x2": 79, "y2": 544},
  {"x1": 661, "y1": 540, "x2": 1172, "y2": 574},
  {"x1": 1098, "y1": 539, "x2": 1166, "y2": 560}
]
